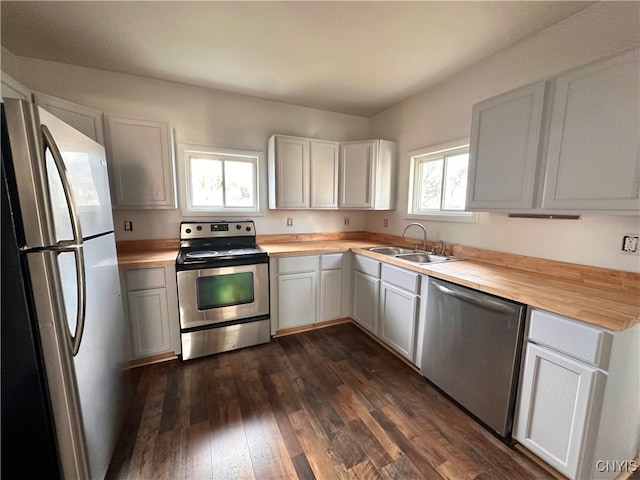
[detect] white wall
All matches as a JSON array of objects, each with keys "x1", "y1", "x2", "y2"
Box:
[
  {"x1": 367, "y1": 2, "x2": 640, "y2": 272},
  {"x1": 10, "y1": 57, "x2": 370, "y2": 239},
  {"x1": 4, "y1": 2, "x2": 639, "y2": 272}
]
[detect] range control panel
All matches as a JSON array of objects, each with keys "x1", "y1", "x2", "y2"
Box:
[{"x1": 180, "y1": 221, "x2": 255, "y2": 240}]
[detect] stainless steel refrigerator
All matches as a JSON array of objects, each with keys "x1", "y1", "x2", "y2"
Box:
[{"x1": 1, "y1": 98, "x2": 131, "y2": 478}]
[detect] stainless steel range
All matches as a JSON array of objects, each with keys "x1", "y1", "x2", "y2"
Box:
[{"x1": 175, "y1": 221, "x2": 270, "y2": 360}]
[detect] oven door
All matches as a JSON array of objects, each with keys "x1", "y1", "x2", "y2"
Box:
[{"x1": 177, "y1": 262, "x2": 269, "y2": 330}]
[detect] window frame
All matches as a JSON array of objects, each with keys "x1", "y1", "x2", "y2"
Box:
[
  {"x1": 178, "y1": 143, "x2": 262, "y2": 216},
  {"x1": 407, "y1": 138, "x2": 478, "y2": 223}
]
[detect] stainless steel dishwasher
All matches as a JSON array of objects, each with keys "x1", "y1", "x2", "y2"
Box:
[{"x1": 421, "y1": 278, "x2": 526, "y2": 441}]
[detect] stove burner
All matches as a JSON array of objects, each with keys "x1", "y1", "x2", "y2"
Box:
[
  {"x1": 229, "y1": 248, "x2": 260, "y2": 254},
  {"x1": 185, "y1": 251, "x2": 219, "y2": 259}
]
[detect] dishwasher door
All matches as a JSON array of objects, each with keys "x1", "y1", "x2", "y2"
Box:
[{"x1": 421, "y1": 278, "x2": 525, "y2": 439}]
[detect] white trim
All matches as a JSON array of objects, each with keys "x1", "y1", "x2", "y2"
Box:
[{"x1": 177, "y1": 143, "x2": 262, "y2": 217}]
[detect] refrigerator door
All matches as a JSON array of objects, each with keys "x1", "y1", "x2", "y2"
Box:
[
  {"x1": 3, "y1": 99, "x2": 113, "y2": 249},
  {"x1": 40, "y1": 107, "x2": 114, "y2": 241},
  {"x1": 71, "y1": 233, "x2": 130, "y2": 479},
  {"x1": 25, "y1": 225, "x2": 130, "y2": 480}
]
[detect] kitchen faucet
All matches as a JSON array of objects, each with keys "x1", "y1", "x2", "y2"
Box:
[{"x1": 402, "y1": 223, "x2": 427, "y2": 251}]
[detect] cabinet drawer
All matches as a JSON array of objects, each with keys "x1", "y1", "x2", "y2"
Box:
[
  {"x1": 278, "y1": 255, "x2": 317, "y2": 274},
  {"x1": 381, "y1": 263, "x2": 419, "y2": 293},
  {"x1": 528, "y1": 309, "x2": 613, "y2": 369},
  {"x1": 353, "y1": 255, "x2": 380, "y2": 278},
  {"x1": 126, "y1": 267, "x2": 166, "y2": 291},
  {"x1": 320, "y1": 253, "x2": 343, "y2": 270}
]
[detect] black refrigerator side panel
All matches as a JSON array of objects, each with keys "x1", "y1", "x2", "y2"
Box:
[{"x1": 1, "y1": 106, "x2": 61, "y2": 478}]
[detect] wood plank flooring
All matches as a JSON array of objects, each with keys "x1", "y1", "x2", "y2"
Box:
[{"x1": 106, "y1": 323, "x2": 554, "y2": 480}]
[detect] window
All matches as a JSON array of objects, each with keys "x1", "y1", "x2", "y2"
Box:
[
  {"x1": 178, "y1": 144, "x2": 261, "y2": 215},
  {"x1": 408, "y1": 139, "x2": 476, "y2": 223}
]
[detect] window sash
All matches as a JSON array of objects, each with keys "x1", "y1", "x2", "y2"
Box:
[
  {"x1": 179, "y1": 144, "x2": 261, "y2": 215},
  {"x1": 412, "y1": 147, "x2": 468, "y2": 214}
]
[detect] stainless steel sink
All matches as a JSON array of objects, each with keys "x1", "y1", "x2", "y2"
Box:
[
  {"x1": 368, "y1": 246, "x2": 415, "y2": 255},
  {"x1": 367, "y1": 246, "x2": 458, "y2": 264},
  {"x1": 395, "y1": 252, "x2": 456, "y2": 264}
]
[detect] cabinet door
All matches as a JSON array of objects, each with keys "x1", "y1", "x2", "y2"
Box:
[
  {"x1": 274, "y1": 135, "x2": 309, "y2": 208},
  {"x1": 310, "y1": 140, "x2": 339, "y2": 209},
  {"x1": 34, "y1": 93, "x2": 105, "y2": 145},
  {"x1": 277, "y1": 272, "x2": 317, "y2": 329},
  {"x1": 352, "y1": 271, "x2": 379, "y2": 334},
  {"x1": 514, "y1": 343, "x2": 601, "y2": 479},
  {"x1": 128, "y1": 287, "x2": 171, "y2": 357},
  {"x1": 339, "y1": 141, "x2": 376, "y2": 208},
  {"x1": 542, "y1": 50, "x2": 639, "y2": 211},
  {"x1": 467, "y1": 81, "x2": 546, "y2": 210},
  {"x1": 105, "y1": 115, "x2": 177, "y2": 209},
  {"x1": 320, "y1": 269, "x2": 342, "y2": 321},
  {"x1": 379, "y1": 282, "x2": 418, "y2": 360}
]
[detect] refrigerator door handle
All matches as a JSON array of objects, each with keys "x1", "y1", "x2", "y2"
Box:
[
  {"x1": 55, "y1": 245, "x2": 87, "y2": 356},
  {"x1": 41, "y1": 124, "x2": 84, "y2": 246}
]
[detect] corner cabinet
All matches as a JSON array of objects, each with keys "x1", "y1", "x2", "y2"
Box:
[
  {"x1": 514, "y1": 309, "x2": 640, "y2": 480},
  {"x1": 120, "y1": 265, "x2": 181, "y2": 359},
  {"x1": 467, "y1": 49, "x2": 639, "y2": 214},
  {"x1": 339, "y1": 140, "x2": 397, "y2": 210},
  {"x1": 352, "y1": 254, "x2": 381, "y2": 335},
  {"x1": 268, "y1": 134, "x2": 339, "y2": 209},
  {"x1": 105, "y1": 115, "x2": 177, "y2": 209},
  {"x1": 268, "y1": 135, "x2": 396, "y2": 210}
]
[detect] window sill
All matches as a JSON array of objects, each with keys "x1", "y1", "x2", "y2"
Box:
[{"x1": 405, "y1": 212, "x2": 479, "y2": 224}]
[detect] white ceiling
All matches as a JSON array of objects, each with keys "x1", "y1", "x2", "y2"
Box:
[{"x1": 1, "y1": 1, "x2": 595, "y2": 117}]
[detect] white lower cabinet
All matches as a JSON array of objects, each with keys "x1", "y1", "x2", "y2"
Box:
[
  {"x1": 514, "y1": 309, "x2": 640, "y2": 480},
  {"x1": 352, "y1": 255, "x2": 381, "y2": 334},
  {"x1": 379, "y1": 282, "x2": 418, "y2": 360},
  {"x1": 378, "y1": 263, "x2": 420, "y2": 362},
  {"x1": 352, "y1": 271, "x2": 379, "y2": 334},
  {"x1": 278, "y1": 271, "x2": 317, "y2": 329},
  {"x1": 121, "y1": 265, "x2": 180, "y2": 359},
  {"x1": 352, "y1": 256, "x2": 421, "y2": 364},
  {"x1": 272, "y1": 253, "x2": 350, "y2": 333}
]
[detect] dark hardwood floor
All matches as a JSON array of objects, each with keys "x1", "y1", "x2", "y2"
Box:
[{"x1": 106, "y1": 323, "x2": 554, "y2": 480}]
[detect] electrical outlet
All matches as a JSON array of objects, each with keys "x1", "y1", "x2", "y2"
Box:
[
  {"x1": 621, "y1": 234, "x2": 639, "y2": 253},
  {"x1": 286, "y1": 217, "x2": 293, "y2": 226},
  {"x1": 344, "y1": 217, "x2": 350, "y2": 225},
  {"x1": 383, "y1": 219, "x2": 388, "y2": 227},
  {"x1": 124, "y1": 220, "x2": 133, "y2": 231}
]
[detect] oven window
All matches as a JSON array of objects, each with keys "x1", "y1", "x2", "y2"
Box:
[{"x1": 196, "y1": 272, "x2": 255, "y2": 310}]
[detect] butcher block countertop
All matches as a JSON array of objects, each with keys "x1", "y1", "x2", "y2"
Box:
[
  {"x1": 117, "y1": 239, "x2": 179, "y2": 268},
  {"x1": 117, "y1": 235, "x2": 640, "y2": 332}
]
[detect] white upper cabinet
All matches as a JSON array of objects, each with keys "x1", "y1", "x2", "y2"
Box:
[
  {"x1": 467, "y1": 82, "x2": 546, "y2": 210},
  {"x1": 268, "y1": 134, "x2": 395, "y2": 210},
  {"x1": 1, "y1": 72, "x2": 31, "y2": 102},
  {"x1": 467, "y1": 49, "x2": 640, "y2": 214},
  {"x1": 542, "y1": 50, "x2": 639, "y2": 211},
  {"x1": 34, "y1": 92, "x2": 105, "y2": 146},
  {"x1": 105, "y1": 114, "x2": 177, "y2": 209},
  {"x1": 309, "y1": 140, "x2": 339, "y2": 209},
  {"x1": 339, "y1": 139, "x2": 397, "y2": 210},
  {"x1": 268, "y1": 135, "x2": 339, "y2": 209}
]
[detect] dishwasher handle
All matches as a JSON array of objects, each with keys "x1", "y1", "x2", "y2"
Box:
[{"x1": 430, "y1": 280, "x2": 516, "y2": 314}]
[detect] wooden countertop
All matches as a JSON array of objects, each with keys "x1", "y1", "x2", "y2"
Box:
[
  {"x1": 117, "y1": 248, "x2": 178, "y2": 268},
  {"x1": 262, "y1": 240, "x2": 639, "y2": 332},
  {"x1": 117, "y1": 237, "x2": 640, "y2": 332}
]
